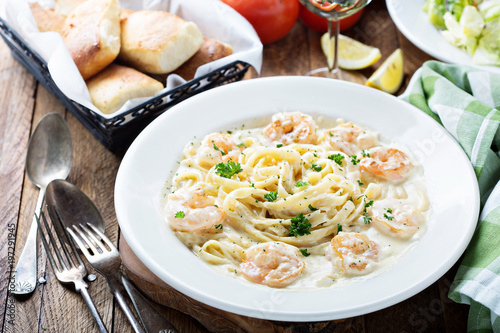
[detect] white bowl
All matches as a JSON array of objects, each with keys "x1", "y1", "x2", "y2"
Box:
[{"x1": 115, "y1": 76, "x2": 479, "y2": 321}]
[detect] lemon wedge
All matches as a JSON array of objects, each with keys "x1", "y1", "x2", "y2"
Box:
[
  {"x1": 366, "y1": 49, "x2": 404, "y2": 94},
  {"x1": 321, "y1": 33, "x2": 382, "y2": 70}
]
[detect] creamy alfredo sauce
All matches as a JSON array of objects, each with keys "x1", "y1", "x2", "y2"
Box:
[{"x1": 161, "y1": 113, "x2": 429, "y2": 290}]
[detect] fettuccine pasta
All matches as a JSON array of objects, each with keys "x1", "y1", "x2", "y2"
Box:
[{"x1": 162, "y1": 112, "x2": 428, "y2": 289}]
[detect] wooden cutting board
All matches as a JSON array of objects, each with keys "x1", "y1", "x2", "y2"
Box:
[{"x1": 119, "y1": 235, "x2": 352, "y2": 332}]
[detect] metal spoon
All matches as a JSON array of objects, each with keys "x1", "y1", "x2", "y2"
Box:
[
  {"x1": 44, "y1": 179, "x2": 106, "y2": 245},
  {"x1": 12, "y1": 113, "x2": 72, "y2": 295}
]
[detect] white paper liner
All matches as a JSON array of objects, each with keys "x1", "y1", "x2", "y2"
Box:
[{"x1": 0, "y1": 0, "x2": 263, "y2": 119}]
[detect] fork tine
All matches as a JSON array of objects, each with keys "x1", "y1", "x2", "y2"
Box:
[
  {"x1": 47, "y1": 205, "x2": 79, "y2": 269},
  {"x1": 79, "y1": 223, "x2": 108, "y2": 252},
  {"x1": 51, "y1": 205, "x2": 87, "y2": 268},
  {"x1": 40, "y1": 210, "x2": 69, "y2": 271},
  {"x1": 73, "y1": 224, "x2": 102, "y2": 255},
  {"x1": 66, "y1": 227, "x2": 93, "y2": 258},
  {"x1": 35, "y1": 212, "x2": 61, "y2": 273},
  {"x1": 87, "y1": 223, "x2": 116, "y2": 251}
]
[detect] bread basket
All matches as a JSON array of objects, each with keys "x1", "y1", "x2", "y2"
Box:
[{"x1": 0, "y1": 17, "x2": 251, "y2": 152}]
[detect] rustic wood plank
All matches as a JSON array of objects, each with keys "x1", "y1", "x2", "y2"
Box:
[
  {"x1": 260, "y1": 22, "x2": 310, "y2": 77},
  {"x1": 0, "y1": 36, "x2": 39, "y2": 333},
  {"x1": 439, "y1": 262, "x2": 470, "y2": 333},
  {"x1": 364, "y1": 283, "x2": 447, "y2": 332}
]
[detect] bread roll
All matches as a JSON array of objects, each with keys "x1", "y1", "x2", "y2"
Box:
[
  {"x1": 120, "y1": 8, "x2": 135, "y2": 22},
  {"x1": 54, "y1": 0, "x2": 88, "y2": 17},
  {"x1": 119, "y1": 10, "x2": 204, "y2": 74},
  {"x1": 87, "y1": 64, "x2": 164, "y2": 114},
  {"x1": 29, "y1": 3, "x2": 66, "y2": 34},
  {"x1": 61, "y1": 0, "x2": 121, "y2": 80},
  {"x1": 173, "y1": 37, "x2": 233, "y2": 81}
]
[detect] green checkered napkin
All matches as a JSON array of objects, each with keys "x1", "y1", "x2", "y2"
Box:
[{"x1": 400, "y1": 60, "x2": 500, "y2": 332}]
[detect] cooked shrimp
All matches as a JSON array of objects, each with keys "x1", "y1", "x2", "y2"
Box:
[
  {"x1": 240, "y1": 242, "x2": 305, "y2": 287},
  {"x1": 165, "y1": 186, "x2": 224, "y2": 232},
  {"x1": 326, "y1": 232, "x2": 378, "y2": 276},
  {"x1": 370, "y1": 205, "x2": 424, "y2": 239},
  {"x1": 325, "y1": 122, "x2": 377, "y2": 155},
  {"x1": 360, "y1": 147, "x2": 412, "y2": 181},
  {"x1": 197, "y1": 133, "x2": 244, "y2": 168},
  {"x1": 264, "y1": 112, "x2": 317, "y2": 145}
]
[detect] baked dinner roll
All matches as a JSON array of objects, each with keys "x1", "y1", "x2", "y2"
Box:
[
  {"x1": 54, "y1": 0, "x2": 88, "y2": 17},
  {"x1": 29, "y1": 3, "x2": 66, "y2": 34},
  {"x1": 120, "y1": 8, "x2": 135, "y2": 22},
  {"x1": 119, "y1": 10, "x2": 204, "y2": 74},
  {"x1": 172, "y1": 37, "x2": 233, "y2": 81},
  {"x1": 87, "y1": 64, "x2": 164, "y2": 114},
  {"x1": 61, "y1": 0, "x2": 121, "y2": 80}
]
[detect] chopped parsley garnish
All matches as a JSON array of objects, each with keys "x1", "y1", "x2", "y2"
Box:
[
  {"x1": 236, "y1": 142, "x2": 246, "y2": 148},
  {"x1": 357, "y1": 180, "x2": 364, "y2": 186},
  {"x1": 329, "y1": 132, "x2": 334, "y2": 137},
  {"x1": 350, "y1": 154, "x2": 360, "y2": 165},
  {"x1": 215, "y1": 161, "x2": 242, "y2": 178},
  {"x1": 384, "y1": 214, "x2": 395, "y2": 221},
  {"x1": 361, "y1": 150, "x2": 370, "y2": 157},
  {"x1": 337, "y1": 223, "x2": 343, "y2": 232},
  {"x1": 174, "y1": 211, "x2": 185, "y2": 218},
  {"x1": 328, "y1": 153, "x2": 344, "y2": 166},
  {"x1": 289, "y1": 213, "x2": 312, "y2": 237},
  {"x1": 214, "y1": 223, "x2": 223, "y2": 230},
  {"x1": 300, "y1": 249, "x2": 311, "y2": 257},
  {"x1": 276, "y1": 143, "x2": 283, "y2": 148},
  {"x1": 310, "y1": 163, "x2": 322, "y2": 172},
  {"x1": 308, "y1": 204, "x2": 318, "y2": 211},
  {"x1": 362, "y1": 213, "x2": 372, "y2": 224},
  {"x1": 364, "y1": 200, "x2": 374, "y2": 212},
  {"x1": 264, "y1": 191, "x2": 278, "y2": 202},
  {"x1": 295, "y1": 181, "x2": 308, "y2": 187},
  {"x1": 384, "y1": 208, "x2": 395, "y2": 220},
  {"x1": 213, "y1": 143, "x2": 226, "y2": 156}
]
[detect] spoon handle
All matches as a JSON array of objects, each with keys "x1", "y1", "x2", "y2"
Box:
[{"x1": 11, "y1": 189, "x2": 44, "y2": 295}]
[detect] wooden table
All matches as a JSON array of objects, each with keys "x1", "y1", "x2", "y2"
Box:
[{"x1": 0, "y1": 1, "x2": 470, "y2": 332}]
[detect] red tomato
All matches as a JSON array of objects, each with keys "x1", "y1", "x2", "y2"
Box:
[
  {"x1": 298, "y1": 4, "x2": 364, "y2": 33},
  {"x1": 221, "y1": 0, "x2": 300, "y2": 45}
]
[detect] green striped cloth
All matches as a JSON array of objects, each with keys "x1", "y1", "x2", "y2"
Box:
[{"x1": 400, "y1": 60, "x2": 500, "y2": 332}]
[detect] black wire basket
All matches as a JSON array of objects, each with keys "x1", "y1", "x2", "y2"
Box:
[{"x1": 0, "y1": 17, "x2": 251, "y2": 153}]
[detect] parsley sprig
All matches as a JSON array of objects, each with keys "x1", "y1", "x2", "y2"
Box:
[
  {"x1": 174, "y1": 211, "x2": 185, "y2": 218},
  {"x1": 213, "y1": 143, "x2": 226, "y2": 156},
  {"x1": 310, "y1": 163, "x2": 322, "y2": 172},
  {"x1": 384, "y1": 208, "x2": 395, "y2": 221},
  {"x1": 264, "y1": 191, "x2": 278, "y2": 202},
  {"x1": 300, "y1": 249, "x2": 311, "y2": 257},
  {"x1": 350, "y1": 154, "x2": 360, "y2": 165},
  {"x1": 308, "y1": 204, "x2": 318, "y2": 211},
  {"x1": 215, "y1": 161, "x2": 242, "y2": 178},
  {"x1": 328, "y1": 153, "x2": 344, "y2": 166},
  {"x1": 289, "y1": 213, "x2": 312, "y2": 237}
]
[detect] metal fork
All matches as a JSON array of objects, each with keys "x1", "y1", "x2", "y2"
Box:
[
  {"x1": 36, "y1": 211, "x2": 107, "y2": 333},
  {"x1": 65, "y1": 222, "x2": 145, "y2": 333},
  {"x1": 67, "y1": 222, "x2": 178, "y2": 333}
]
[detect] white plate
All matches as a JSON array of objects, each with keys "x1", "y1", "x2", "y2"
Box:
[
  {"x1": 386, "y1": 0, "x2": 500, "y2": 74},
  {"x1": 115, "y1": 76, "x2": 479, "y2": 321}
]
